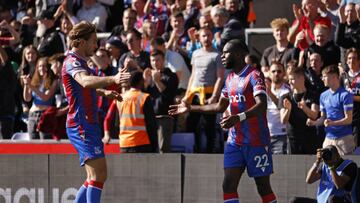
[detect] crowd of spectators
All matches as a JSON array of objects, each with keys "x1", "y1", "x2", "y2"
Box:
[{"x1": 0, "y1": 0, "x2": 359, "y2": 154}]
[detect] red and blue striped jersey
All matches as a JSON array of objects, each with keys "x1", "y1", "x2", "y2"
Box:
[
  {"x1": 221, "y1": 65, "x2": 270, "y2": 146},
  {"x1": 62, "y1": 51, "x2": 98, "y2": 127}
]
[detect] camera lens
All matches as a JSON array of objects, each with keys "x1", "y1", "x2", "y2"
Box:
[{"x1": 321, "y1": 149, "x2": 332, "y2": 161}]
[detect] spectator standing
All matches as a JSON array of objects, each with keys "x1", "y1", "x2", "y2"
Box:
[
  {"x1": 305, "y1": 53, "x2": 327, "y2": 96},
  {"x1": 280, "y1": 67, "x2": 320, "y2": 154},
  {"x1": 143, "y1": 0, "x2": 170, "y2": 36},
  {"x1": 19, "y1": 45, "x2": 38, "y2": 82},
  {"x1": 307, "y1": 65, "x2": 356, "y2": 155},
  {"x1": 132, "y1": 0, "x2": 147, "y2": 30},
  {"x1": 219, "y1": 8, "x2": 244, "y2": 51},
  {"x1": 35, "y1": 9, "x2": 65, "y2": 57},
  {"x1": 150, "y1": 37, "x2": 190, "y2": 93},
  {"x1": 289, "y1": 0, "x2": 331, "y2": 50},
  {"x1": 68, "y1": 0, "x2": 108, "y2": 32},
  {"x1": 143, "y1": 50, "x2": 178, "y2": 153},
  {"x1": 0, "y1": 46, "x2": 17, "y2": 139},
  {"x1": 182, "y1": 28, "x2": 225, "y2": 153},
  {"x1": 163, "y1": 12, "x2": 191, "y2": 62},
  {"x1": 224, "y1": 0, "x2": 254, "y2": 28},
  {"x1": 18, "y1": 7, "x2": 37, "y2": 48},
  {"x1": 105, "y1": 37, "x2": 127, "y2": 69},
  {"x1": 22, "y1": 57, "x2": 57, "y2": 139},
  {"x1": 318, "y1": 0, "x2": 340, "y2": 39},
  {"x1": 210, "y1": 5, "x2": 230, "y2": 47},
  {"x1": 299, "y1": 24, "x2": 340, "y2": 68},
  {"x1": 107, "y1": 8, "x2": 137, "y2": 44},
  {"x1": 335, "y1": 3, "x2": 360, "y2": 66},
  {"x1": 341, "y1": 48, "x2": 360, "y2": 147},
  {"x1": 141, "y1": 19, "x2": 157, "y2": 53},
  {"x1": 266, "y1": 61, "x2": 290, "y2": 154},
  {"x1": 261, "y1": 18, "x2": 294, "y2": 74},
  {"x1": 118, "y1": 29, "x2": 150, "y2": 73},
  {"x1": 58, "y1": 15, "x2": 73, "y2": 53}
]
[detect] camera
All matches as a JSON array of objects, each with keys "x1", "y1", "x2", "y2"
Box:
[{"x1": 321, "y1": 148, "x2": 333, "y2": 161}]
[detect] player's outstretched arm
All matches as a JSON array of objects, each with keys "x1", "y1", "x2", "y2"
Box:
[
  {"x1": 191, "y1": 97, "x2": 229, "y2": 114},
  {"x1": 96, "y1": 89, "x2": 123, "y2": 101},
  {"x1": 169, "y1": 97, "x2": 229, "y2": 116},
  {"x1": 74, "y1": 71, "x2": 130, "y2": 89},
  {"x1": 168, "y1": 101, "x2": 190, "y2": 115}
]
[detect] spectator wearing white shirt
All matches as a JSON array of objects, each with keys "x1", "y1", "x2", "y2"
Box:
[
  {"x1": 150, "y1": 37, "x2": 190, "y2": 93},
  {"x1": 265, "y1": 61, "x2": 290, "y2": 154}
]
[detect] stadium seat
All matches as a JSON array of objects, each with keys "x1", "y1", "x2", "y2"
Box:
[
  {"x1": 171, "y1": 133, "x2": 195, "y2": 153},
  {"x1": 354, "y1": 147, "x2": 360, "y2": 155},
  {"x1": 11, "y1": 132, "x2": 31, "y2": 140}
]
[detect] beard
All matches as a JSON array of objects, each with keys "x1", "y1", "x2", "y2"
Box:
[
  {"x1": 224, "y1": 59, "x2": 236, "y2": 70},
  {"x1": 36, "y1": 24, "x2": 47, "y2": 38}
]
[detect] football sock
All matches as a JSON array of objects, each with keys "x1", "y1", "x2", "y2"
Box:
[
  {"x1": 87, "y1": 180, "x2": 104, "y2": 203},
  {"x1": 261, "y1": 193, "x2": 277, "y2": 203},
  {"x1": 74, "y1": 180, "x2": 88, "y2": 203},
  {"x1": 224, "y1": 192, "x2": 240, "y2": 203}
]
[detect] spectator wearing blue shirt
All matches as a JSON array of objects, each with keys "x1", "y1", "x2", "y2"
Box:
[{"x1": 307, "y1": 65, "x2": 356, "y2": 155}]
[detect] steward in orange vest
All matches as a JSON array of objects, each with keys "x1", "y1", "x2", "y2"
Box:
[{"x1": 117, "y1": 72, "x2": 158, "y2": 153}]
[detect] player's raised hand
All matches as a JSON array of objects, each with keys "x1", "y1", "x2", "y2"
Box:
[
  {"x1": 168, "y1": 101, "x2": 190, "y2": 115},
  {"x1": 114, "y1": 70, "x2": 131, "y2": 85},
  {"x1": 220, "y1": 115, "x2": 239, "y2": 129}
]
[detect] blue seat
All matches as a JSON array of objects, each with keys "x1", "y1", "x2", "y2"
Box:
[
  {"x1": 354, "y1": 147, "x2": 360, "y2": 155},
  {"x1": 171, "y1": 133, "x2": 195, "y2": 153}
]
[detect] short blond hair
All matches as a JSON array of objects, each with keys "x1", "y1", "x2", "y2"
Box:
[{"x1": 270, "y1": 18, "x2": 289, "y2": 30}]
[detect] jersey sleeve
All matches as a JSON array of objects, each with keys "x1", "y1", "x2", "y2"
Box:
[
  {"x1": 343, "y1": 92, "x2": 354, "y2": 111},
  {"x1": 250, "y1": 70, "x2": 267, "y2": 97},
  {"x1": 65, "y1": 58, "x2": 87, "y2": 78}
]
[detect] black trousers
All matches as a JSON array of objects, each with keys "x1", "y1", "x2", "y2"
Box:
[
  {"x1": 0, "y1": 118, "x2": 14, "y2": 139},
  {"x1": 186, "y1": 95, "x2": 216, "y2": 153},
  {"x1": 121, "y1": 144, "x2": 155, "y2": 153}
]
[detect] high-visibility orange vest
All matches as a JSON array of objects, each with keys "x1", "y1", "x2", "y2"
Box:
[{"x1": 117, "y1": 89, "x2": 151, "y2": 148}]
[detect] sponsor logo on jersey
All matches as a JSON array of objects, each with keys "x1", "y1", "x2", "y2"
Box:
[{"x1": 229, "y1": 94, "x2": 246, "y2": 103}]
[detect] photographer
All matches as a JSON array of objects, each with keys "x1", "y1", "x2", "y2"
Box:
[{"x1": 290, "y1": 145, "x2": 358, "y2": 203}]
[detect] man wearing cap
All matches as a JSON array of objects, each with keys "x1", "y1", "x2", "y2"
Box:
[
  {"x1": 105, "y1": 37, "x2": 127, "y2": 68},
  {"x1": 35, "y1": 8, "x2": 64, "y2": 57}
]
